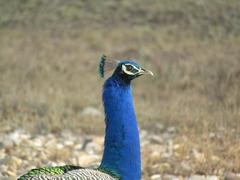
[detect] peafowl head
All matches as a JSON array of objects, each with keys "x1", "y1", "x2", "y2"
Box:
[{"x1": 99, "y1": 55, "x2": 153, "y2": 83}]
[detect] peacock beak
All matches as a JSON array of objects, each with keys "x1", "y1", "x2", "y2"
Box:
[{"x1": 139, "y1": 68, "x2": 154, "y2": 76}]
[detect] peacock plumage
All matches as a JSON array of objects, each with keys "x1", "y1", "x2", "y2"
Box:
[{"x1": 18, "y1": 55, "x2": 153, "y2": 180}]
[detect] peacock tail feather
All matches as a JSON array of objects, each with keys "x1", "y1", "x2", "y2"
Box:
[{"x1": 18, "y1": 165, "x2": 81, "y2": 179}]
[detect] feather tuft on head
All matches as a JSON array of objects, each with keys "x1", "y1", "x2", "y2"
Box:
[{"x1": 98, "y1": 54, "x2": 119, "y2": 78}]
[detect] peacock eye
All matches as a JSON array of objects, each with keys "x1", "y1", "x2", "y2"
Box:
[{"x1": 126, "y1": 65, "x2": 133, "y2": 71}]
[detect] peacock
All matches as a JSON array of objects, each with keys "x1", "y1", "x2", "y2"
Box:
[{"x1": 18, "y1": 55, "x2": 153, "y2": 180}]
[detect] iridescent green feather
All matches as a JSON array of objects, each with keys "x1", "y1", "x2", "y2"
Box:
[{"x1": 18, "y1": 165, "x2": 82, "y2": 180}]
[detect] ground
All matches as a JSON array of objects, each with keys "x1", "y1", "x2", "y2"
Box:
[{"x1": 0, "y1": 0, "x2": 240, "y2": 179}]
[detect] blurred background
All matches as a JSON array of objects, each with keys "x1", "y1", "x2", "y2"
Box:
[{"x1": 0, "y1": 0, "x2": 240, "y2": 179}]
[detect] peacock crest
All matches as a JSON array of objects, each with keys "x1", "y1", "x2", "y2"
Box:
[{"x1": 98, "y1": 54, "x2": 119, "y2": 78}]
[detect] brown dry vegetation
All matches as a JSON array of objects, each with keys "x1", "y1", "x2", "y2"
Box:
[{"x1": 0, "y1": 0, "x2": 240, "y2": 178}]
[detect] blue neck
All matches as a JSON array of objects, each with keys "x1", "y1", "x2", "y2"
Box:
[{"x1": 100, "y1": 74, "x2": 141, "y2": 180}]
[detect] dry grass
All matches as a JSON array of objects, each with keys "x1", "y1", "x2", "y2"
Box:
[{"x1": 0, "y1": 0, "x2": 240, "y2": 176}]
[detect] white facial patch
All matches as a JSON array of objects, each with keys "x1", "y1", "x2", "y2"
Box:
[{"x1": 122, "y1": 64, "x2": 140, "y2": 75}]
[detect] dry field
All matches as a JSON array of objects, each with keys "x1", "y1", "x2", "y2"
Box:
[{"x1": 0, "y1": 0, "x2": 240, "y2": 179}]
